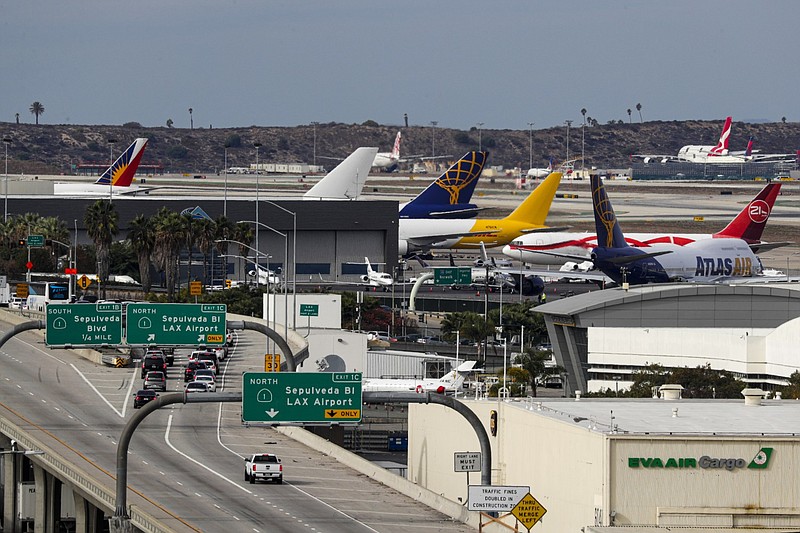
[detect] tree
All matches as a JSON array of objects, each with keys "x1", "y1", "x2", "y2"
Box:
[
  {"x1": 194, "y1": 218, "x2": 217, "y2": 285},
  {"x1": 181, "y1": 213, "x2": 198, "y2": 294},
  {"x1": 232, "y1": 222, "x2": 254, "y2": 283},
  {"x1": 636, "y1": 102, "x2": 643, "y2": 122},
  {"x1": 627, "y1": 108, "x2": 632, "y2": 123},
  {"x1": 581, "y1": 108, "x2": 587, "y2": 125},
  {"x1": 84, "y1": 200, "x2": 119, "y2": 299},
  {"x1": 779, "y1": 371, "x2": 800, "y2": 399},
  {"x1": 189, "y1": 107, "x2": 193, "y2": 130},
  {"x1": 126, "y1": 214, "x2": 155, "y2": 293},
  {"x1": 514, "y1": 347, "x2": 564, "y2": 397},
  {"x1": 29, "y1": 101, "x2": 45, "y2": 125},
  {"x1": 782, "y1": 117, "x2": 787, "y2": 124},
  {"x1": 166, "y1": 118, "x2": 174, "y2": 128},
  {"x1": 151, "y1": 208, "x2": 185, "y2": 300},
  {"x1": 15, "y1": 113, "x2": 19, "y2": 124}
]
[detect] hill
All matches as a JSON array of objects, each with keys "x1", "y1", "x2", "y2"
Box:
[{"x1": 1, "y1": 119, "x2": 799, "y2": 176}]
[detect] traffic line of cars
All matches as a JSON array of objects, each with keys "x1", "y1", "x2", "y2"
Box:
[{"x1": 133, "y1": 332, "x2": 234, "y2": 408}]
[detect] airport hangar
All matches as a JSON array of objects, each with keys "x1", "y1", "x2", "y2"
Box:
[
  {"x1": 5, "y1": 195, "x2": 400, "y2": 283},
  {"x1": 534, "y1": 282, "x2": 800, "y2": 394}
]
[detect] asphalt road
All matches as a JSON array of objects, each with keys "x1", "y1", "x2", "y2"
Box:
[{"x1": 0, "y1": 318, "x2": 474, "y2": 533}]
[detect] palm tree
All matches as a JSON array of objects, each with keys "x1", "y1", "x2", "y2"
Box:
[
  {"x1": 636, "y1": 102, "x2": 643, "y2": 123},
  {"x1": 127, "y1": 214, "x2": 155, "y2": 293},
  {"x1": 514, "y1": 347, "x2": 565, "y2": 398},
  {"x1": 581, "y1": 108, "x2": 587, "y2": 125},
  {"x1": 84, "y1": 200, "x2": 119, "y2": 299},
  {"x1": 189, "y1": 107, "x2": 193, "y2": 130},
  {"x1": 15, "y1": 113, "x2": 19, "y2": 124},
  {"x1": 194, "y1": 218, "x2": 217, "y2": 285},
  {"x1": 181, "y1": 213, "x2": 198, "y2": 293},
  {"x1": 627, "y1": 108, "x2": 632, "y2": 124},
  {"x1": 29, "y1": 102, "x2": 45, "y2": 125},
  {"x1": 152, "y1": 208, "x2": 185, "y2": 301}
]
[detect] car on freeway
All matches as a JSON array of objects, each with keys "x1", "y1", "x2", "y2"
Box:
[
  {"x1": 244, "y1": 453, "x2": 283, "y2": 484},
  {"x1": 143, "y1": 371, "x2": 167, "y2": 392},
  {"x1": 184, "y1": 360, "x2": 208, "y2": 382},
  {"x1": 194, "y1": 368, "x2": 216, "y2": 381},
  {"x1": 194, "y1": 374, "x2": 216, "y2": 392},
  {"x1": 141, "y1": 354, "x2": 167, "y2": 379},
  {"x1": 185, "y1": 381, "x2": 209, "y2": 393},
  {"x1": 132, "y1": 389, "x2": 158, "y2": 409}
]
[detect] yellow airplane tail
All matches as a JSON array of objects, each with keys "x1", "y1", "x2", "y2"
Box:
[{"x1": 503, "y1": 171, "x2": 563, "y2": 224}]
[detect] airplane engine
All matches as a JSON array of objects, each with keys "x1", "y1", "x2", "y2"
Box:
[
  {"x1": 519, "y1": 274, "x2": 545, "y2": 296},
  {"x1": 360, "y1": 275, "x2": 370, "y2": 283},
  {"x1": 247, "y1": 269, "x2": 257, "y2": 278},
  {"x1": 398, "y1": 241, "x2": 409, "y2": 256}
]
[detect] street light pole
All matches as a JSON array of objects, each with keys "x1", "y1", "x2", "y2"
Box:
[
  {"x1": 3, "y1": 136, "x2": 11, "y2": 222},
  {"x1": 259, "y1": 200, "x2": 297, "y2": 331},
  {"x1": 223, "y1": 147, "x2": 228, "y2": 216},
  {"x1": 564, "y1": 120, "x2": 572, "y2": 166},
  {"x1": 430, "y1": 121, "x2": 438, "y2": 158},
  {"x1": 107, "y1": 138, "x2": 117, "y2": 203},
  {"x1": 527, "y1": 123, "x2": 534, "y2": 171},
  {"x1": 254, "y1": 142, "x2": 262, "y2": 274},
  {"x1": 477, "y1": 122, "x2": 484, "y2": 151},
  {"x1": 311, "y1": 121, "x2": 319, "y2": 168}
]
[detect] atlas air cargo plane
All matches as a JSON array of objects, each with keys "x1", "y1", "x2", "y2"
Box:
[
  {"x1": 53, "y1": 138, "x2": 149, "y2": 196},
  {"x1": 503, "y1": 182, "x2": 783, "y2": 265},
  {"x1": 398, "y1": 171, "x2": 562, "y2": 255},
  {"x1": 581, "y1": 175, "x2": 770, "y2": 285}
]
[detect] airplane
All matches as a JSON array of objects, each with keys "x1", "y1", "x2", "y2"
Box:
[
  {"x1": 247, "y1": 264, "x2": 282, "y2": 286},
  {"x1": 53, "y1": 138, "x2": 149, "y2": 196},
  {"x1": 634, "y1": 117, "x2": 798, "y2": 164},
  {"x1": 502, "y1": 182, "x2": 784, "y2": 266},
  {"x1": 398, "y1": 151, "x2": 488, "y2": 219},
  {"x1": 559, "y1": 175, "x2": 777, "y2": 285},
  {"x1": 372, "y1": 131, "x2": 404, "y2": 171},
  {"x1": 448, "y1": 243, "x2": 545, "y2": 296},
  {"x1": 362, "y1": 360, "x2": 477, "y2": 394},
  {"x1": 398, "y1": 171, "x2": 563, "y2": 255},
  {"x1": 526, "y1": 160, "x2": 554, "y2": 179},
  {"x1": 302, "y1": 147, "x2": 379, "y2": 200},
  {"x1": 361, "y1": 257, "x2": 393, "y2": 290}
]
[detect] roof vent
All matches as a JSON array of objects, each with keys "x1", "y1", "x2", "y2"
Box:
[
  {"x1": 659, "y1": 384, "x2": 683, "y2": 400},
  {"x1": 742, "y1": 388, "x2": 764, "y2": 406}
]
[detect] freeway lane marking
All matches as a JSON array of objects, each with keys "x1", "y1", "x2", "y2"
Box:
[{"x1": 71, "y1": 363, "x2": 134, "y2": 418}]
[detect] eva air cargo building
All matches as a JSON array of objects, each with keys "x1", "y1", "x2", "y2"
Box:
[{"x1": 407, "y1": 394, "x2": 800, "y2": 532}]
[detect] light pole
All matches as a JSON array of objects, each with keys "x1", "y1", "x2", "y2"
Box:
[
  {"x1": 477, "y1": 122, "x2": 484, "y2": 151},
  {"x1": 240, "y1": 220, "x2": 289, "y2": 340},
  {"x1": 254, "y1": 142, "x2": 262, "y2": 272},
  {"x1": 223, "y1": 146, "x2": 229, "y2": 216},
  {"x1": 564, "y1": 120, "x2": 572, "y2": 166},
  {"x1": 107, "y1": 138, "x2": 117, "y2": 202},
  {"x1": 430, "y1": 121, "x2": 438, "y2": 158},
  {"x1": 581, "y1": 115, "x2": 586, "y2": 173},
  {"x1": 259, "y1": 200, "x2": 297, "y2": 331},
  {"x1": 3, "y1": 136, "x2": 11, "y2": 222},
  {"x1": 311, "y1": 121, "x2": 319, "y2": 168},
  {"x1": 527, "y1": 123, "x2": 534, "y2": 171},
  {"x1": 51, "y1": 239, "x2": 74, "y2": 301}
]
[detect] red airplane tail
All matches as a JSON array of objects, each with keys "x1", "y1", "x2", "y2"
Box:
[
  {"x1": 708, "y1": 116, "x2": 732, "y2": 156},
  {"x1": 713, "y1": 183, "x2": 781, "y2": 243}
]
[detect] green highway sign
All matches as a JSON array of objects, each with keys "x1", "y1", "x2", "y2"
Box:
[
  {"x1": 26, "y1": 235, "x2": 45, "y2": 248},
  {"x1": 125, "y1": 303, "x2": 226, "y2": 346},
  {"x1": 434, "y1": 267, "x2": 472, "y2": 286},
  {"x1": 46, "y1": 303, "x2": 123, "y2": 347},
  {"x1": 299, "y1": 304, "x2": 319, "y2": 317},
  {"x1": 242, "y1": 372, "x2": 362, "y2": 423}
]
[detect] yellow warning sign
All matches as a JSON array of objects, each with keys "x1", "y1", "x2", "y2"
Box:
[
  {"x1": 324, "y1": 409, "x2": 361, "y2": 419},
  {"x1": 77, "y1": 275, "x2": 91, "y2": 290},
  {"x1": 15, "y1": 283, "x2": 29, "y2": 298},
  {"x1": 206, "y1": 334, "x2": 224, "y2": 343},
  {"x1": 265, "y1": 353, "x2": 281, "y2": 372},
  {"x1": 511, "y1": 492, "x2": 547, "y2": 530},
  {"x1": 189, "y1": 280, "x2": 202, "y2": 295}
]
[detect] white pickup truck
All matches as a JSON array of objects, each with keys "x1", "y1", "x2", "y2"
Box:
[{"x1": 244, "y1": 453, "x2": 283, "y2": 484}]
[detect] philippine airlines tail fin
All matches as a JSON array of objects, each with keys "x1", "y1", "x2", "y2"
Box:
[
  {"x1": 95, "y1": 138, "x2": 148, "y2": 187},
  {"x1": 713, "y1": 183, "x2": 781, "y2": 243},
  {"x1": 708, "y1": 116, "x2": 732, "y2": 156},
  {"x1": 303, "y1": 147, "x2": 378, "y2": 200},
  {"x1": 591, "y1": 175, "x2": 628, "y2": 249},
  {"x1": 503, "y1": 171, "x2": 562, "y2": 225},
  {"x1": 399, "y1": 151, "x2": 487, "y2": 218},
  {"x1": 391, "y1": 131, "x2": 402, "y2": 160}
]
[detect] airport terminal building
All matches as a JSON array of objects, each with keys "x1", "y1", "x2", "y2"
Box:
[
  {"x1": 408, "y1": 395, "x2": 800, "y2": 532},
  {"x1": 536, "y1": 283, "x2": 800, "y2": 394}
]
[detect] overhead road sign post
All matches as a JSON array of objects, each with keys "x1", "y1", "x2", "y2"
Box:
[
  {"x1": 46, "y1": 302, "x2": 123, "y2": 347},
  {"x1": 125, "y1": 303, "x2": 226, "y2": 346},
  {"x1": 434, "y1": 267, "x2": 471, "y2": 286},
  {"x1": 242, "y1": 372, "x2": 362, "y2": 423}
]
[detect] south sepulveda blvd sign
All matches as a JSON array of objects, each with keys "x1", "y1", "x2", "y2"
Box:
[
  {"x1": 46, "y1": 302, "x2": 123, "y2": 346},
  {"x1": 242, "y1": 372, "x2": 362, "y2": 423}
]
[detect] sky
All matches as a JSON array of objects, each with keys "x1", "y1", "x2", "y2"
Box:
[{"x1": 2, "y1": 1, "x2": 799, "y2": 132}]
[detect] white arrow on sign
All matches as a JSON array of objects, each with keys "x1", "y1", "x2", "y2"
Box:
[
  {"x1": 197, "y1": 334, "x2": 204, "y2": 342},
  {"x1": 147, "y1": 334, "x2": 155, "y2": 342},
  {"x1": 265, "y1": 409, "x2": 279, "y2": 418}
]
